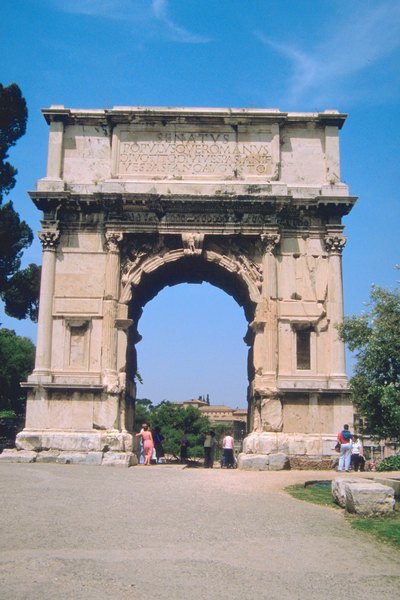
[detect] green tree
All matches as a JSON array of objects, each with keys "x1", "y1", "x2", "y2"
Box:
[
  {"x1": 0, "y1": 83, "x2": 27, "y2": 199},
  {"x1": 0, "y1": 83, "x2": 39, "y2": 321},
  {"x1": 0, "y1": 329, "x2": 35, "y2": 413},
  {"x1": 134, "y1": 398, "x2": 154, "y2": 431},
  {"x1": 149, "y1": 401, "x2": 211, "y2": 459},
  {"x1": 338, "y1": 279, "x2": 400, "y2": 441}
]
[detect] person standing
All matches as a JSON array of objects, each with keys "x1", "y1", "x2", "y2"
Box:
[
  {"x1": 222, "y1": 431, "x2": 235, "y2": 468},
  {"x1": 153, "y1": 426, "x2": 165, "y2": 464},
  {"x1": 351, "y1": 435, "x2": 365, "y2": 472},
  {"x1": 179, "y1": 432, "x2": 189, "y2": 463},
  {"x1": 337, "y1": 424, "x2": 353, "y2": 472},
  {"x1": 203, "y1": 431, "x2": 212, "y2": 468},
  {"x1": 209, "y1": 431, "x2": 217, "y2": 468},
  {"x1": 136, "y1": 424, "x2": 154, "y2": 466}
]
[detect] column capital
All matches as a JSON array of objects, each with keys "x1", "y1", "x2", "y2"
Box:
[
  {"x1": 324, "y1": 233, "x2": 346, "y2": 255},
  {"x1": 39, "y1": 229, "x2": 60, "y2": 250},
  {"x1": 261, "y1": 231, "x2": 281, "y2": 254},
  {"x1": 105, "y1": 231, "x2": 123, "y2": 253}
]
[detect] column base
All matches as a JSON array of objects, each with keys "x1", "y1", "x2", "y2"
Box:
[
  {"x1": 15, "y1": 429, "x2": 134, "y2": 453},
  {"x1": 239, "y1": 432, "x2": 340, "y2": 470}
]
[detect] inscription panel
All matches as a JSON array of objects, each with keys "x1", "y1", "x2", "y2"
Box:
[{"x1": 113, "y1": 125, "x2": 279, "y2": 180}]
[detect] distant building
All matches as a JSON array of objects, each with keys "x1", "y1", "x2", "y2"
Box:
[{"x1": 180, "y1": 400, "x2": 247, "y2": 440}]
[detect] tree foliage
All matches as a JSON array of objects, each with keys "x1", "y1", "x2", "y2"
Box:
[
  {"x1": 338, "y1": 280, "x2": 400, "y2": 440},
  {"x1": 0, "y1": 328, "x2": 35, "y2": 413},
  {"x1": 145, "y1": 401, "x2": 211, "y2": 459},
  {"x1": 0, "y1": 83, "x2": 27, "y2": 200},
  {"x1": 0, "y1": 83, "x2": 39, "y2": 321}
]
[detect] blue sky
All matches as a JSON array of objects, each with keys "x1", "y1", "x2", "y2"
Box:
[{"x1": 1, "y1": 0, "x2": 399, "y2": 408}]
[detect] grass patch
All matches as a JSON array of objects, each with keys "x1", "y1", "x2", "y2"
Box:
[
  {"x1": 285, "y1": 482, "x2": 400, "y2": 549},
  {"x1": 350, "y1": 509, "x2": 400, "y2": 548},
  {"x1": 285, "y1": 482, "x2": 337, "y2": 508}
]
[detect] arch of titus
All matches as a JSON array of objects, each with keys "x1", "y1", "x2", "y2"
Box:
[{"x1": 16, "y1": 106, "x2": 356, "y2": 467}]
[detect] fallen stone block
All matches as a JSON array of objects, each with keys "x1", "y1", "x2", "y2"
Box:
[
  {"x1": 237, "y1": 453, "x2": 269, "y2": 470},
  {"x1": 345, "y1": 482, "x2": 395, "y2": 516},
  {"x1": 0, "y1": 449, "x2": 37, "y2": 463},
  {"x1": 332, "y1": 477, "x2": 366, "y2": 508},
  {"x1": 372, "y1": 477, "x2": 400, "y2": 499},
  {"x1": 332, "y1": 477, "x2": 395, "y2": 515}
]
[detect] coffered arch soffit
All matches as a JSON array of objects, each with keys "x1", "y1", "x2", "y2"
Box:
[{"x1": 119, "y1": 240, "x2": 262, "y2": 323}]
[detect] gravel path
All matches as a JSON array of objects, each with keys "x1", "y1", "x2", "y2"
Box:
[{"x1": 0, "y1": 464, "x2": 399, "y2": 600}]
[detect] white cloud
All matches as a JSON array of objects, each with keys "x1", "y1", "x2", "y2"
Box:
[
  {"x1": 258, "y1": 2, "x2": 400, "y2": 106},
  {"x1": 49, "y1": 0, "x2": 209, "y2": 43}
]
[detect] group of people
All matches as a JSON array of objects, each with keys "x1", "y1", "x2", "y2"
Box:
[
  {"x1": 203, "y1": 430, "x2": 235, "y2": 468},
  {"x1": 136, "y1": 424, "x2": 165, "y2": 466},
  {"x1": 337, "y1": 424, "x2": 365, "y2": 472},
  {"x1": 136, "y1": 426, "x2": 236, "y2": 468}
]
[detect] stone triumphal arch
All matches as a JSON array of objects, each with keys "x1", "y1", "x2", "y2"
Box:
[{"x1": 16, "y1": 106, "x2": 356, "y2": 467}]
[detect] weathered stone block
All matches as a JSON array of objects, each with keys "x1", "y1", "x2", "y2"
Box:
[
  {"x1": 332, "y1": 477, "x2": 395, "y2": 515},
  {"x1": 237, "y1": 453, "x2": 269, "y2": 470},
  {"x1": 373, "y1": 477, "x2": 400, "y2": 499},
  {"x1": 0, "y1": 449, "x2": 37, "y2": 463},
  {"x1": 268, "y1": 452, "x2": 290, "y2": 471},
  {"x1": 15, "y1": 433, "x2": 42, "y2": 451},
  {"x1": 255, "y1": 433, "x2": 278, "y2": 454},
  {"x1": 56, "y1": 452, "x2": 103, "y2": 465},
  {"x1": 242, "y1": 433, "x2": 258, "y2": 453},
  {"x1": 345, "y1": 482, "x2": 395, "y2": 516},
  {"x1": 101, "y1": 452, "x2": 136, "y2": 467},
  {"x1": 36, "y1": 450, "x2": 60, "y2": 463},
  {"x1": 332, "y1": 477, "x2": 367, "y2": 508}
]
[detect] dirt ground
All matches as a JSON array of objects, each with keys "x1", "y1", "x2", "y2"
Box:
[{"x1": 0, "y1": 463, "x2": 399, "y2": 600}]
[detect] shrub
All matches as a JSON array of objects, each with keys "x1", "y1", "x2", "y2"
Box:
[{"x1": 376, "y1": 455, "x2": 400, "y2": 472}]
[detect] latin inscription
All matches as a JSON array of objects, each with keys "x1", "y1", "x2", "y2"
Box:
[{"x1": 117, "y1": 130, "x2": 276, "y2": 178}]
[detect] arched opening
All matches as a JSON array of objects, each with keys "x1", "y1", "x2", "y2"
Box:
[
  {"x1": 135, "y1": 282, "x2": 249, "y2": 407},
  {"x1": 123, "y1": 254, "x2": 256, "y2": 432}
]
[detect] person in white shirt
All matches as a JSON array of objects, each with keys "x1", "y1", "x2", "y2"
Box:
[
  {"x1": 222, "y1": 432, "x2": 235, "y2": 468},
  {"x1": 351, "y1": 435, "x2": 365, "y2": 472}
]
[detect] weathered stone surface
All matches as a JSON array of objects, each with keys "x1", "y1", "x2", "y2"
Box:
[
  {"x1": 0, "y1": 449, "x2": 37, "y2": 463},
  {"x1": 255, "y1": 433, "x2": 279, "y2": 454},
  {"x1": 56, "y1": 452, "x2": 103, "y2": 465},
  {"x1": 268, "y1": 453, "x2": 290, "y2": 471},
  {"x1": 101, "y1": 452, "x2": 136, "y2": 467},
  {"x1": 332, "y1": 477, "x2": 395, "y2": 515},
  {"x1": 332, "y1": 477, "x2": 366, "y2": 508},
  {"x1": 345, "y1": 482, "x2": 395, "y2": 516},
  {"x1": 35, "y1": 450, "x2": 60, "y2": 463},
  {"x1": 373, "y1": 477, "x2": 400, "y2": 499},
  {"x1": 237, "y1": 453, "x2": 269, "y2": 470},
  {"x1": 15, "y1": 433, "x2": 42, "y2": 451}
]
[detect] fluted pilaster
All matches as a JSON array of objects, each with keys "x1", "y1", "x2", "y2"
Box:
[
  {"x1": 324, "y1": 229, "x2": 347, "y2": 378},
  {"x1": 102, "y1": 232, "x2": 123, "y2": 380},
  {"x1": 32, "y1": 227, "x2": 60, "y2": 379}
]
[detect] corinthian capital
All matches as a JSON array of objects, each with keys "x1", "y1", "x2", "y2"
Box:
[
  {"x1": 261, "y1": 231, "x2": 281, "y2": 254},
  {"x1": 39, "y1": 229, "x2": 60, "y2": 250},
  {"x1": 105, "y1": 231, "x2": 123, "y2": 253},
  {"x1": 324, "y1": 234, "x2": 346, "y2": 255}
]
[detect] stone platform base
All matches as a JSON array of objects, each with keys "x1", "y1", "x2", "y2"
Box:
[
  {"x1": 238, "y1": 432, "x2": 340, "y2": 471},
  {"x1": 15, "y1": 429, "x2": 134, "y2": 453},
  {"x1": 0, "y1": 448, "x2": 138, "y2": 467}
]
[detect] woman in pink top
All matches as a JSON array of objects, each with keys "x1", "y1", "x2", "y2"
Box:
[{"x1": 136, "y1": 424, "x2": 154, "y2": 466}]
